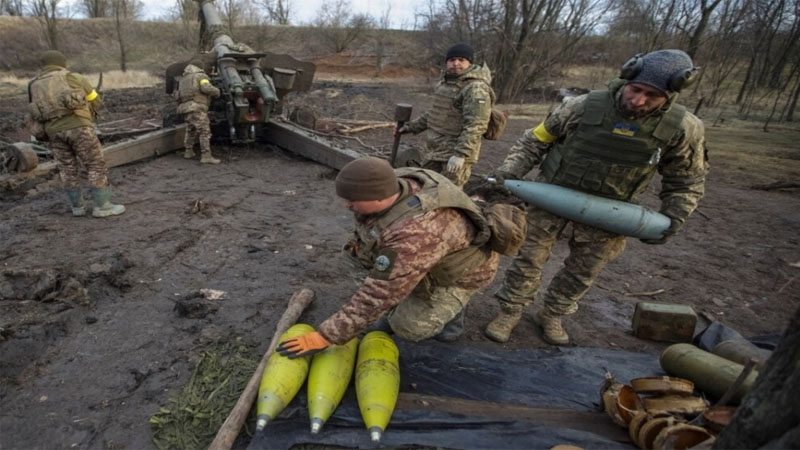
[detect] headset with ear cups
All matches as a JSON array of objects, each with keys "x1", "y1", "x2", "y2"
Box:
[{"x1": 619, "y1": 53, "x2": 700, "y2": 92}]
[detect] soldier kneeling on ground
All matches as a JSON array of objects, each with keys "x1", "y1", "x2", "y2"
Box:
[
  {"x1": 174, "y1": 60, "x2": 222, "y2": 164},
  {"x1": 28, "y1": 50, "x2": 125, "y2": 218},
  {"x1": 275, "y1": 157, "x2": 509, "y2": 358}
]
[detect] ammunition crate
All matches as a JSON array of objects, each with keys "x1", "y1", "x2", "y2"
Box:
[{"x1": 632, "y1": 302, "x2": 697, "y2": 343}]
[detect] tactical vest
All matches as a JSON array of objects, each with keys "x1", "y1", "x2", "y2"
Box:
[
  {"x1": 29, "y1": 69, "x2": 92, "y2": 122},
  {"x1": 428, "y1": 75, "x2": 494, "y2": 137},
  {"x1": 352, "y1": 167, "x2": 492, "y2": 286},
  {"x1": 540, "y1": 89, "x2": 686, "y2": 201},
  {"x1": 177, "y1": 72, "x2": 211, "y2": 113}
]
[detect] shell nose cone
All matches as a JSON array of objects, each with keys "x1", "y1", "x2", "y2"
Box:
[
  {"x1": 310, "y1": 418, "x2": 323, "y2": 434},
  {"x1": 369, "y1": 427, "x2": 383, "y2": 442}
]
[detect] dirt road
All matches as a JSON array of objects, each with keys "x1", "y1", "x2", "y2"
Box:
[{"x1": 1, "y1": 81, "x2": 798, "y2": 448}]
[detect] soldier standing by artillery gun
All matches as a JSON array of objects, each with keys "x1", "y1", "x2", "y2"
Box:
[
  {"x1": 484, "y1": 49, "x2": 709, "y2": 346},
  {"x1": 27, "y1": 50, "x2": 125, "y2": 218},
  {"x1": 174, "y1": 60, "x2": 222, "y2": 164},
  {"x1": 394, "y1": 43, "x2": 494, "y2": 188}
]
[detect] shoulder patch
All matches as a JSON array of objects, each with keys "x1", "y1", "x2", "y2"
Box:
[{"x1": 368, "y1": 248, "x2": 398, "y2": 281}]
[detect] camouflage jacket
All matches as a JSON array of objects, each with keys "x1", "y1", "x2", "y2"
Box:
[
  {"x1": 175, "y1": 64, "x2": 220, "y2": 114},
  {"x1": 405, "y1": 63, "x2": 493, "y2": 163},
  {"x1": 28, "y1": 66, "x2": 103, "y2": 134},
  {"x1": 499, "y1": 79, "x2": 708, "y2": 225},
  {"x1": 318, "y1": 178, "x2": 500, "y2": 344}
]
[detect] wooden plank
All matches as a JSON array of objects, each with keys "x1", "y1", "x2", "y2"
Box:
[
  {"x1": 102, "y1": 125, "x2": 186, "y2": 168},
  {"x1": 263, "y1": 121, "x2": 363, "y2": 170},
  {"x1": 396, "y1": 392, "x2": 631, "y2": 443}
]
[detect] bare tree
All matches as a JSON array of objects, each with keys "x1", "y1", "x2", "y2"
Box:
[
  {"x1": 313, "y1": 0, "x2": 374, "y2": 53},
  {"x1": 371, "y1": 5, "x2": 392, "y2": 76},
  {"x1": 111, "y1": 0, "x2": 140, "y2": 71},
  {"x1": 3, "y1": 0, "x2": 26, "y2": 15},
  {"x1": 27, "y1": 0, "x2": 62, "y2": 50},
  {"x1": 219, "y1": 0, "x2": 244, "y2": 38},
  {"x1": 260, "y1": 0, "x2": 290, "y2": 24},
  {"x1": 169, "y1": 0, "x2": 200, "y2": 50},
  {"x1": 701, "y1": 0, "x2": 752, "y2": 107},
  {"x1": 78, "y1": 0, "x2": 109, "y2": 18}
]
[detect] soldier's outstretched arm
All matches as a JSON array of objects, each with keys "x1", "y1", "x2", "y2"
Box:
[
  {"x1": 657, "y1": 113, "x2": 709, "y2": 232},
  {"x1": 498, "y1": 94, "x2": 585, "y2": 178},
  {"x1": 199, "y1": 76, "x2": 221, "y2": 98},
  {"x1": 405, "y1": 110, "x2": 430, "y2": 134},
  {"x1": 316, "y1": 210, "x2": 464, "y2": 344}
]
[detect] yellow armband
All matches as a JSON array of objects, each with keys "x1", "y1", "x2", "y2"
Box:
[
  {"x1": 86, "y1": 90, "x2": 98, "y2": 102},
  {"x1": 532, "y1": 122, "x2": 557, "y2": 143},
  {"x1": 199, "y1": 79, "x2": 210, "y2": 85}
]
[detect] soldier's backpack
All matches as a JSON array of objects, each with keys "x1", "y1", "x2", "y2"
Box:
[
  {"x1": 483, "y1": 108, "x2": 508, "y2": 140},
  {"x1": 483, "y1": 203, "x2": 527, "y2": 255}
]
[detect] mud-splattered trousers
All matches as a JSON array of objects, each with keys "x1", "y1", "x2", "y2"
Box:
[
  {"x1": 495, "y1": 82, "x2": 708, "y2": 316},
  {"x1": 48, "y1": 126, "x2": 109, "y2": 189},
  {"x1": 318, "y1": 182, "x2": 499, "y2": 344},
  {"x1": 496, "y1": 206, "x2": 626, "y2": 315},
  {"x1": 184, "y1": 111, "x2": 212, "y2": 154}
]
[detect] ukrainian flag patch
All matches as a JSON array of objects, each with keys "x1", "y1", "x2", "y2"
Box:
[{"x1": 612, "y1": 122, "x2": 638, "y2": 136}]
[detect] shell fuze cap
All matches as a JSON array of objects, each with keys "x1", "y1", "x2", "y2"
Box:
[
  {"x1": 622, "y1": 49, "x2": 696, "y2": 95},
  {"x1": 445, "y1": 43, "x2": 474, "y2": 63},
  {"x1": 40, "y1": 50, "x2": 67, "y2": 68},
  {"x1": 335, "y1": 157, "x2": 400, "y2": 201}
]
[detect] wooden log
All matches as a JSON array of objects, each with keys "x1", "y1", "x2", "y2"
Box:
[{"x1": 206, "y1": 288, "x2": 315, "y2": 450}]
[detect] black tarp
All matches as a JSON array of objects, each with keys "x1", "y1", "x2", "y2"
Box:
[{"x1": 249, "y1": 340, "x2": 663, "y2": 450}]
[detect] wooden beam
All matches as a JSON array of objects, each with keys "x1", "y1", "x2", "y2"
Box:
[
  {"x1": 263, "y1": 121, "x2": 363, "y2": 170},
  {"x1": 396, "y1": 392, "x2": 631, "y2": 443},
  {"x1": 102, "y1": 125, "x2": 185, "y2": 168}
]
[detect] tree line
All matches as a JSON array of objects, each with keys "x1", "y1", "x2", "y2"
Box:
[{"x1": 3, "y1": 0, "x2": 798, "y2": 124}]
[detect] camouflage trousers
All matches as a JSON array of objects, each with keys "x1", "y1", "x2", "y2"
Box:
[
  {"x1": 343, "y1": 251, "x2": 476, "y2": 342},
  {"x1": 48, "y1": 126, "x2": 109, "y2": 189},
  {"x1": 407, "y1": 159, "x2": 473, "y2": 188},
  {"x1": 496, "y1": 206, "x2": 627, "y2": 315},
  {"x1": 184, "y1": 111, "x2": 212, "y2": 153}
]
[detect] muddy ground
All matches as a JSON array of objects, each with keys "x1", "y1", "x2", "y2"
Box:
[{"x1": 1, "y1": 77, "x2": 799, "y2": 449}]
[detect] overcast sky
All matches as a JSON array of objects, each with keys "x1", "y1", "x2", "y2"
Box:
[{"x1": 138, "y1": 0, "x2": 428, "y2": 29}]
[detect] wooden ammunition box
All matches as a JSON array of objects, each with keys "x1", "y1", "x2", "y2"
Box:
[{"x1": 632, "y1": 302, "x2": 697, "y2": 343}]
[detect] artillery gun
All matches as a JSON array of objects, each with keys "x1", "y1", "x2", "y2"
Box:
[{"x1": 165, "y1": 0, "x2": 315, "y2": 144}]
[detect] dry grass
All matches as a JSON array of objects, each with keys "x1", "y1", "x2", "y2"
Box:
[{"x1": 0, "y1": 70, "x2": 161, "y2": 97}]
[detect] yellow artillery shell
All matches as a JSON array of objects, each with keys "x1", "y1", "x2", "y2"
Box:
[
  {"x1": 256, "y1": 323, "x2": 315, "y2": 431},
  {"x1": 307, "y1": 337, "x2": 358, "y2": 434},
  {"x1": 355, "y1": 331, "x2": 400, "y2": 443}
]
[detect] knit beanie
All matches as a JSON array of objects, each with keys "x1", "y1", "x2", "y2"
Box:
[
  {"x1": 190, "y1": 59, "x2": 205, "y2": 69},
  {"x1": 445, "y1": 43, "x2": 474, "y2": 63},
  {"x1": 335, "y1": 157, "x2": 400, "y2": 201},
  {"x1": 627, "y1": 49, "x2": 694, "y2": 95},
  {"x1": 40, "y1": 50, "x2": 67, "y2": 68}
]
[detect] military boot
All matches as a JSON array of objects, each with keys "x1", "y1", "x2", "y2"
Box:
[
  {"x1": 200, "y1": 151, "x2": 220, "y2": 164},
  {"x1": 435, "y1": 309, "x2": 465, "y2": 343},
  {"x1": 535, "y1": 308, "x2": 569, "y2": 345},
  {"x1": 91, "y1": 187, "x2": 126, "y2": 218},
  {"x1": 66, "y1": 189, "x2": 86, "y2": 217},
  {"x1": 484, "y1": 304, "x2": 523, "y2": 343},
  {"x1": 183, "y1": 147, "x2": 196, "y2": 159}
]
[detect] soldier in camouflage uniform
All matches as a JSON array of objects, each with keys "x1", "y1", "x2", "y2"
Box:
[
  {"x1": 395, "y1": 43, "x2": 493, "y2": 187},
  {"x1": 174, "y1": 60, "x2": 222, "y2": 164},
  {"x1": 276, "y1": 157, "x2": 500, "y2": 358},
  {"x1": 28, "y1": 50, "x2": 125, "y2": 218},
  {"x1": 484, "y1": 50, "x2": 709, "y2": 345}
]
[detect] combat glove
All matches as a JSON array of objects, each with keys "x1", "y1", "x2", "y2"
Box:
[
  {"x1": 393, "y1": 125, "x2": 409, "y2": 137},
  {"x1": 640, "y1": 218, "x2": 682, "y2": 245},
  {"x1": 446, "y1": 155, "x2": 466, "y2": 173},
  {"x1": 487, "y1": 170, "x2": 516, "y2": 195},
  {"x1": 276, "y1": 331, "x2": 331, "y2": 359}
]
